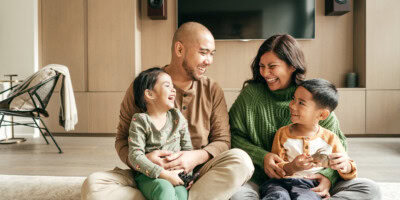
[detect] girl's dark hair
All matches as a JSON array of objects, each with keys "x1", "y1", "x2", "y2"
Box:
[
  {"x1": 133, "y1": 67, "x2": 165, "y2": 112},
  {"x1": 300, "y1": 78, "x2": 338, "y2": 112},
  {"x1": 243, "y1": 34, "x2": 307, "y2": 88}
]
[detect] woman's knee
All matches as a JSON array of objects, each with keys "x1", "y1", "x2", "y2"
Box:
[
  {"x1": 332, "y1": 178, "x2": 382, "y2": 200},
  {"x1": 357, "y1": 178, "x2": 382, "y2": 200},
  {"x1": 230, "y1": 182, "x2": 259, "y2": 200}
]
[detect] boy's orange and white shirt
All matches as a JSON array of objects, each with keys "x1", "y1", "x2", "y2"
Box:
[{"x1": 271, "y1": 124, "x2": 357, "y2": 180}]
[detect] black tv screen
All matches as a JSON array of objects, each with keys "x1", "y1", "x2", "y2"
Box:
[{"x1": 177, "y1": 0, "x2": 315, "y2": 40}]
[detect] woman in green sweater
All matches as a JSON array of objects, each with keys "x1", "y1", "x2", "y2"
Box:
[{"x1": 229, "y1": 34, "x2": 380, "y2": 200}]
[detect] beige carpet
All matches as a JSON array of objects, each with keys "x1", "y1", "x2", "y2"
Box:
[
  {"x1": 0, "y1": 175, "x2": 398, "y2": 200},
  {"x1": 0, "y1": 175, "x2": 85, "y2": 200}
]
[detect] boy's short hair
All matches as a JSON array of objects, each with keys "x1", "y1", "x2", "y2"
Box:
[
  {"x1": 133, "y1": 67, "x2": 165, "y2": 112},
  {"x1": 299, "y1": 78, "x2": 338, "y2": 112}
]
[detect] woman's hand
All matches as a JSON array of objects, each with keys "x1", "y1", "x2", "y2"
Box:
[
  {"x1": 329, "y1": 153, "x2": 352, "y2": 173},
  {"x1": 305, "y1": 174, "x2": 331, "y2": 199},
  {"x1": 284, "y1": 153, "x2": 315, "y2": 175},
  {"x1": 159, "y1": 169, "x2": 184, "y2": 186},
  {"x1": 264, "y1": 153, "x2": 286, "y2": 178}
]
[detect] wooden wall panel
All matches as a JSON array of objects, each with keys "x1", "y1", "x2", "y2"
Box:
[
  {"x1": 43, "y1": 92, "x2": 89, "y2": 133},
  {"x1": 366, "y1": 0, "x2": 400, "y2": 89},
  {"x1": 299, "y1": 0, "x2": 353, "y2": 88},
  {"x1": 88, "y1": 0, "x2": 136, "y2": 91},
  {"x1": 334, "y1": 89, "x2": 366, "y2": 134},
  {"x1": 366, "y1": 90, "x2": 400, "y2": 134},
  {"x1": 141, "y1": 0, "x2": 175, "y2": 70},
  {"x1": 40, "y1": 0, "x2": 86, "y2": 92},
  {"x1": 224, "y1": 89, "x2": 241, "y2": 110},
  {"x1": 88, "y1": 92, "x2": 125, "y2": 133}
]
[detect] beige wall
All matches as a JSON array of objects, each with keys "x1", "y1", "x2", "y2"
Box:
[
  {"x1": 0, "y1": 0, "x2": 38, "y2": 138},
  {"x1": 0, "y1": 0, "x2": 37, "y2": 79},
  {"x1": 366, "y1": 0, "x2": 400, "y2": 90},
  {"x1": 141, "y1": 0, "x2": 354, "y2": 89}
]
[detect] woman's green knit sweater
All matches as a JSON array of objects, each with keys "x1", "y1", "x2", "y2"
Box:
[{"x1": 229, "y1": 82, "x2": 347, "y2": 186}]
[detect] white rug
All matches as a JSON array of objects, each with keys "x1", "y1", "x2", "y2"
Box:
[
  {"x1": 0, "y1": 175, "x2": 85, "y2": 200},
  {"x1": 0, "y1": 175, "x2": 398, "y2": 200}
]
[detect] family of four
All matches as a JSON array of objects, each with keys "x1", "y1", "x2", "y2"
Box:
[{"x1": 81, "y1": 22, "x2": 381, "y2": 200}]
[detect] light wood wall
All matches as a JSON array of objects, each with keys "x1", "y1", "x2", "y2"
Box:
[
  {"x1": 87, "y1": 0, "x2": 136, "y2": 92},
  {"x1": 364, "y1": 0, "x2": 400, "y2": 134},
  {"x1": 366, "y1": 0, "x2": 400, "y2": 90},
  {"x1": 41, "y1": 0, "x2": 140, "y2": 133},
  {"x1": 39, "y1": 0, "x2": 400, "y2": 134},
  {"x1": 40, "y1": 0, "x2": 87, "y2": 92}
]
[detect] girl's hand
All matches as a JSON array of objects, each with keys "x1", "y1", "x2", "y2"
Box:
[
  {"x1": 159, "y1": 169, "x2": 184, "y2": 186},
  {"x1": 263, "y1": 153, "x2": 286, "y2": 178},
  {"x1": 329, "y1": 153, "x2": 352, "y2": 173}
]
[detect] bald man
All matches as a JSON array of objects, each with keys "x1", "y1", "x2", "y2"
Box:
[{"x1": 81, "y1": 22, "x2": 254, "y2": 200}]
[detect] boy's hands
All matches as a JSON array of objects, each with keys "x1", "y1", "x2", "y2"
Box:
[
  {"x1": 329, "y1": 153, "x2": 352, "y2": 173},
  {"x1": 283, "y1": 153, "x2": 315, "y2": 176},
  {"x1": 159, "y1": 169, "x2": 184, "y2": 186}
]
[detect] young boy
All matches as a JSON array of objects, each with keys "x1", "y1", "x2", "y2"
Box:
[
  {"x1": 128, "y1": 67, "x2": 194, "y2": 200},
  {"x1": 259, "y1": 79, "x2": 357, "y2": 200}
]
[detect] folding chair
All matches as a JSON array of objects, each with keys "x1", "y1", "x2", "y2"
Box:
[{"x1": 0, "y1": 72, "x2": 63, "y2": 153}]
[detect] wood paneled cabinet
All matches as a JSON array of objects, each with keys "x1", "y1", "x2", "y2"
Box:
[
  {"x1": 40, "y1": 0, "x2": 139, "y2": 134},
  {"x1": 366, "y1": 91, "x2": 400, "y2": 134},
  {"x1": 334, "y1": 89, "x2": 366, "y2": 134},
  {"x1": 43, "y1": 92, "x2": 125, "y2": 133},
  {"x1": 40, "y1": 0, "x2": 86, "y2": 92}
]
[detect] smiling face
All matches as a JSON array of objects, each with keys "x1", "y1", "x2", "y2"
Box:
[
  {"x1": 289, "y1": 86, "x2": 325, "y2": 125},
  {"x1": 259, "y1": 51, "x2": 295, "y2": 91},
  {"x1": 148, "y1": 73, "x2": 176, "y2": 111},
  {"x1": 182, "y1": 31, "x2": 216, "y2": 81}
]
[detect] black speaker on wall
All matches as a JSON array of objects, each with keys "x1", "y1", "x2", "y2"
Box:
[
  {"x1": 148, "y1": 0, "x2": 167, "y2": 20},
  {"x1": 325, "y1": 0, "x2": 351, "y2": 16}
]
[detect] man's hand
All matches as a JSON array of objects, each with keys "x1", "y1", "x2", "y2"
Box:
[
  {"x1": 164, "y1": 150, "x2": 210, "y2": 173},
  {"x1": 145, "y1": 150, "x2": 173, "y2": 168},
  {"x1": 159, "y1": 169, "x2": 184, "y2": 186},
  {"x1": 305, "y1": 174, "x2": 331, "y2": 199},
  {"x1": 263, "y1": 153, "x2": 286, "y2": 178},
  {"x1": 329, "y1": 153, "x2": 352, "y2": 173}
]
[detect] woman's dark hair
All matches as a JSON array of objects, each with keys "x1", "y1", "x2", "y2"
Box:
[
  {"x1": 243, "y1": 34, "x2": 307, "y2": 88},
  {"x1": 300, "y1": 78, "x2": 338, "y2": 112},
  {"x1": 133, "y1": 67, "x2": 165, "y2": 112}
]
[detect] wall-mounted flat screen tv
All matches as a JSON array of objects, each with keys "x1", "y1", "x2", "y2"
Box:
[{"x1": 177, "y1": 0, "x2": 315, "y2": 40}]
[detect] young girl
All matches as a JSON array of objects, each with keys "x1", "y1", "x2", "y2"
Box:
[{"x1": 128, "y1": 67, "x2": 193, "y2": 200}]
